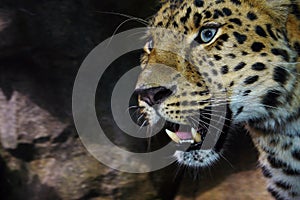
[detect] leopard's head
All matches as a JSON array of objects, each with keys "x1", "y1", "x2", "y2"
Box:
[{"x1": 135, "y1": 0, "x2": 299, "y2": 167}]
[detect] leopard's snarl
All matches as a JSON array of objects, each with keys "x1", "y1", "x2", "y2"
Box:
[{"x1": 135, "y1": 0, "x2": 300, "y2": 199}]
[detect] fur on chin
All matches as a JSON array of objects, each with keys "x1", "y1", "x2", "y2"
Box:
[{"x1": 174, "y1": 149, "x2": 220, "y2": 168}]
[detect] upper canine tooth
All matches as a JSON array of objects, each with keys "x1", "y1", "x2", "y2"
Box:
[
  {"x1": 165, "y1": 129, "x2": 180, "y2": 143},
  {"x1": 191, "y1": 127, "x2": 202, "y2": 143}
]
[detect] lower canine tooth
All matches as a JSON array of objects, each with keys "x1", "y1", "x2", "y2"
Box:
[
  {"x1": 165, "y1": 129, "x2": 180, "y2": 143},
  {"x1": 191, "y1": 128, "x2": 202, "y2": 143},
  {"x1": 179, "y1": 140, "x2": 194, "y2": 144}
]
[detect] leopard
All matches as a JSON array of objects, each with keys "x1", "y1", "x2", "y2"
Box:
[{"x1": 134, "y1": 0, "x2": 300, "y2": 199}]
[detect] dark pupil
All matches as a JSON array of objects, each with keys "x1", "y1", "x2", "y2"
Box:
[{"x1": 204, "y1": 30, "x2": 213, "y2": 38}]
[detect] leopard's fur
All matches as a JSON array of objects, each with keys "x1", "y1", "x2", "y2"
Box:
[{"x1": 135, "y1": 0, "x2": 300, "y2": 199}]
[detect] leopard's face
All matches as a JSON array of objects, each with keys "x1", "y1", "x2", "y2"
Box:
[{"x1": 135, "y1": 0, "x2": 299, "y2": 167}]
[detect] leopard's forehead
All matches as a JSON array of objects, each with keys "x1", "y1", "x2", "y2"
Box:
[
  {"x1": 150, "y1": 0, "x2": 289, "y2": 42},
  {"x1": 152, "y1": 0, "x2": 262, "y2": 30},
  {"x1": 148, "y1": 0, "x2": 289, "y2": 65}
]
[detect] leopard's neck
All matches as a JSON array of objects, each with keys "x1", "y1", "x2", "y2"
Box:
[{"x1": 246, "y1": 100, "x2": 300, "y2": 200}]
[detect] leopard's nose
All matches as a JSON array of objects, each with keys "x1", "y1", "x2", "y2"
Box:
[{"x1": 135, "y1": 86, "x2": 173, "y2": 107}]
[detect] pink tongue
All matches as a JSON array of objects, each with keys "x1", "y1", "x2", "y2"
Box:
[{"x1": 175, "y1": 132, "x2": 192, "y2": 140}]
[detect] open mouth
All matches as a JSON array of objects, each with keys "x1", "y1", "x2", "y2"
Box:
[
  {"x1": 165, "y1": 123, "x2": 207, "y2": 145},
  {"x1": 164, "y1": 106, "x2": 232, "y2": 152}
]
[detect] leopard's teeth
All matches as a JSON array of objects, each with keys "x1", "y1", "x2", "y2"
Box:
[
  {"x1": 165, "y1": 129, "x2": 180, "y2": 143},
  {"x1": 191, "y1": 127, "x2": 202, "y2": 143},
  {"x1": 166, "y1": 129, "x2": 195, "y2": 144},
  {"x1": 179, "y1": 139, "x2": 194, "y2": 144}
]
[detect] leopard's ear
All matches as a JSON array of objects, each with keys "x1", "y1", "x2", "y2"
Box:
[
  {"x1": 264, "y1": 0, "x2": 300, "y2": 63},
  {"x1": 265, "y1": 0, "x2": 291, "y2": 22}
]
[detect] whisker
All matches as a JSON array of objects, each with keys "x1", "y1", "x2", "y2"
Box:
[
  {"x1": 203, "y1": 111, "x2": 232, "y2": 121},
  {"x1": 127, "y1": 105, "x2": 143, "y2": 110},
  {"x1": 190, "y1": 113, "x2": 229, "y2": 130},
  {"x1": 187, "y1": 116, "x2": 202, "y2": 129},
  {"x1": 137, "y1": 120, "x2": 148, "y2": 135},
  {"x1": 94, "y1": 11, "x2": 148, "y2": 24},
  {"x1": 137, "y1": 114, "x2": 146, "y2": 124},
  {"x1": 190, "y1": 109, "x2": 232, "y2": 121},
  {"x1": 191, "y1": 111, "x2": 233, "y2": 124},
  {"x1": 126, "y1": 31, "x2": 149, "y2": 40},
  {"x1": 173, "y1": 163, "x2": 184, "y2": 182},
  {"x1": 146, "y1": 125, "x2": 152, "y2": 151},
  {"x1": 128, "y1": 108, "x2": 142, "y2": 120},
  {"x1": 188, "y1": 115, "x2": 225, "y2": 134},
  {"x1": 219, "y1": 153, "x2": 235, "y2": 170},
  {"x1": 186, "y1": 117, "x2": 198, "y2": 128},
  {"x1": 107, "y1": 18, "x2": 146, "y2": 47},
  {"x1": 201, "y1": 114, "x2": 231, "y2": 129},
  {"x1": 127, "y1": 106, "x2": 140, "y2": 113}
]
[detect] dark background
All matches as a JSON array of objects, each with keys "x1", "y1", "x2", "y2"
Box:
[{"x1": 0, "y1": 1, "x2": 266, "y2": 199}]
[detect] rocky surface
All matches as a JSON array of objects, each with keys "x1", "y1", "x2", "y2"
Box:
[
  {"x1": 175, "y1": 169, "x2": 271, "y2": 200},
  {"x1": 0, "y1": 0, "x2": 270, "y2": 199}
]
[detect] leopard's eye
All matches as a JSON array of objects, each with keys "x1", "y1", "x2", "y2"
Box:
[
  {"x1": 144, "y1": 39, "x2": 154, "y2": 54},
  {"x1": 200, "y1": 28, "x2": 218, "y2": 43}
]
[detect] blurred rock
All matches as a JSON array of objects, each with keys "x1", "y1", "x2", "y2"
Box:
[
  {"x1": 0, "y1": 88, "x2": 158, "y2": 200},
  {"x1": 0, "y1": 90, "x2": 67, "y2": 150}
]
